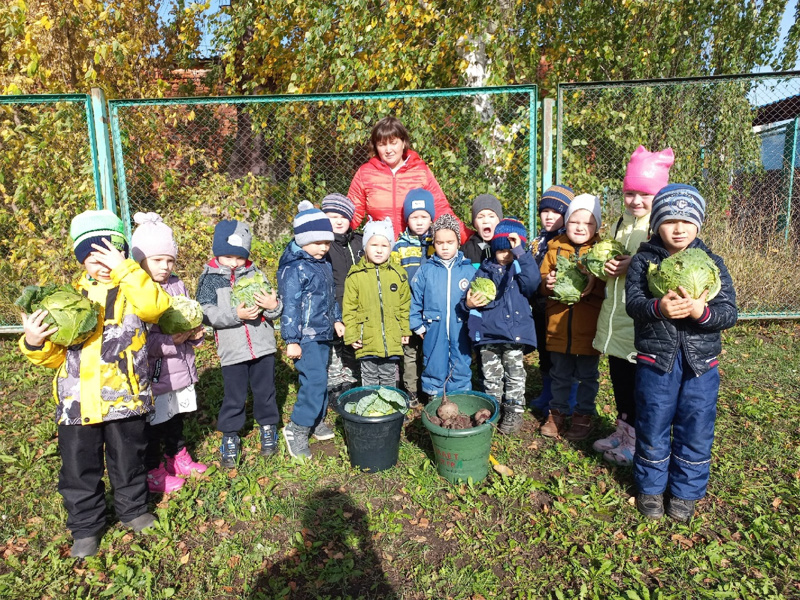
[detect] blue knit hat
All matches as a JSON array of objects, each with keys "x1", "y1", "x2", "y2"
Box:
[
  {"x1": 70, "y1": 209, "x2": 128, "y2": 263},
  {"x1": 213, "y1": 220, "x2": 252, "y2": 259},
  {"x1": 294, "y1": 200, "x2": 334, "y2": 247},
  {"x1": 651, "y1": 184, "x2": 706, "y2": 234},
  {"x1": 491, "y1": 217, "x2": 527, "y2": 252},
  {"x1": 403, "y1": 188, "x2": 435, "y2": 220},
  {"x1": 539, "y1": 185, "x2": 574, "y2": 216}
]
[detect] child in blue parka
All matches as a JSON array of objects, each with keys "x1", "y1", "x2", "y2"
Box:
[
  {"x1": 465, "y1": 218, "x2": 541, "y2": 434},
  {"x1": 409, "y1": 214, "x2": 477, "y2": 397},
  {"x1": 277, "y1": 201, "x2": 345, "y2": 460}
]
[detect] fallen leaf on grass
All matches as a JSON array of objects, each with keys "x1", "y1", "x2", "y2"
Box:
[
  {"x1": 526, "y1": 440, "x2": 543, "y2": 450},
  {"x1": 493, "y1": 463, "x2": 513, "y2": 477},
  {"x1": 627, "y1": 496, "x2": 636, "y2": 505},
  {"x1": 671, "y1": 534, "x2": 694, "y2": 549},
  {"x1": 418, "y1": 518, "x2": 429, "y2": 528},
  {"x1": 180, "y1": 553, "x2": 190, "y2": 565},
  {"x1": 772, "y1": 497, "x2": 782, "y2": 510}
]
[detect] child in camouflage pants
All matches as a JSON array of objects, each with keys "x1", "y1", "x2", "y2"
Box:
[{"x1": 465, "y1": 218, "x2": 541, "y2": 434}]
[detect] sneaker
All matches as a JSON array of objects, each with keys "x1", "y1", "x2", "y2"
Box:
[
  {"x1": 259, "y1": 424, "x2": 279, "y2": 456},
  {"x1": 667, "y1": 497, "x2": 696, "y2": 522},
  {"x1": 311, "y1": 421, "x2": 335, "y2": 441},
  {"x1": 636, "y1": 493, "x2": 664, "y2": 520},
  {"x1": 282, "y1": 422, "x2": 311, "y2": 459},
  {"x1": 593, "y1": 419, "x2": 626, "y2": 453},
  {"x1": 497, "y1": 405, "x2": 524, "y2": 435},
  {"x1": 70, "y1": 535, "x2": 100, "y2": 558},
  {"x1": 540, "y1": 409, "x2": 566, "y2": 438},
  {"x1": 147, "y1": 464, "x2": 185, "y2": 494},
  {"x1": 603, "y1": 421, "x2": 636, "y2": 466},
  {"x1": 220, "y1": 434, "x2": 240, "y2": 469},
  {"x1": 563, "y1": 413, "x2": 593, "y2": 441},
  {"x1": 165, "y1": 447, "x2": 207, "y2": 477},
  {"x1": 122, "y1": 512, "x2": 157, "y2": 532}
]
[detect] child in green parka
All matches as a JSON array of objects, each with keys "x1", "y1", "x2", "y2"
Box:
[{"x1": 343, "y1": 217, "x2": 411, "y2": 386}]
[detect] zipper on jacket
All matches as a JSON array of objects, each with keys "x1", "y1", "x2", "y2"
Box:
[
  {"x1": 376, "y1": 265, "x2": 389, "y2": 356},
  {"x1": 445, "y1": 261, "x2": 452, "y2": 341}
]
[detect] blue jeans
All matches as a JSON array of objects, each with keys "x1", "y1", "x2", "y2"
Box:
[
  {"x1": 549, "y1": 352, "x2": 599, "y2": 416},
  {"x1": 291, "y1": 341, "x2": 331, "y2": 428},
  {"x1": 634, "y1": 349, "x2": 720, "y2": 501}
]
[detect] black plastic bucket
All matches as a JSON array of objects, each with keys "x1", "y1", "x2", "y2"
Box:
[{"x1": 333, "y1": 386, "x2": 408, "y2": 472}]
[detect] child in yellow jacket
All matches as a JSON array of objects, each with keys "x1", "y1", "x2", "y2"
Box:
[{"x1": 20, "y1": 210, "x2": 171, "y2": 558}]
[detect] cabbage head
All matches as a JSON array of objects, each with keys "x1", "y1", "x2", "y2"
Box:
[
  {"x1": 647, "y1": 248, "x2": 721, "y2": 300},
  {"x1": 552, "y1": 254, "x2": 588, "y2": 305},
  {"x1": 344, "y1": 387, "x2": 408, "y2": 416},
  {"x1": 470, "y1": 277, "x2": 497, "y2": 302},
  {"x1": 582, "y1": 239, "x2": 628, "y2": 280},
  {"x1": 15, "y1": 284, "x2": 100, "y2": 346},
  {"x1": 231, "y1": 272, "x2": 272, "y2": 309},
  {"x1": 158, "y1": 295, "x2": 204, "y2": 335}
]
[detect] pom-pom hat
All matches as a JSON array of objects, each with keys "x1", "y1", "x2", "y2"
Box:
[
  {"x1": 293, "y1": 200, "x2": 334, "y2": 247},
  {"x1": 70, "y1": 209, "x2": 128, "y2": 264},
  {"x1": 623, "y1": 146, "x2": 675, "y2": 195},
  {"x1": 650, "y1": 184, "x2": 706, "y2": 233},
  {"x1": 363, "y1": 217, "x2": 395, "y2": 248},
  {"x1": 491, "y1": 218, "x2": 528, "y2": 252},
  {"x1": 131, "y1": 212, "x2": 177, "y2": 263}
]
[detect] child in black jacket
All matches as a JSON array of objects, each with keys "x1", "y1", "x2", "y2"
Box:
[{"x1": 626, "y1": 184, "x2": 737, "y2": 523}]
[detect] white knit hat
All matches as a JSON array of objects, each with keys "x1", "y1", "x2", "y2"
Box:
[{"x1": 566, "y1": 194, "x2": 602, "y2": 231}]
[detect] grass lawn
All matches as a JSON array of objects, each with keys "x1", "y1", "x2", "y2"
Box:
[{"x1": 0, "y1": 320, "x2": 799, "y2": 599}]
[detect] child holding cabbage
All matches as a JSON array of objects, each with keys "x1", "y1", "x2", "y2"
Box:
[
  {"x1": 195, "y1": 219, "x2": 283, "y2": 469},
  {"x1": 464, "y1": 218, "x2": 541, "y2": 435},
  {"x1": 625, "y1": 184, "x2": 737, "y2": 523},
  {"x1": 131, "y1": 212, "x2": 206, "y2": 494},
  {"x1": 20, "y1": 209, "x2": 172, "y2": 558}
]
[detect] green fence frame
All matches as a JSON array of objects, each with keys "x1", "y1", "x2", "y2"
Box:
[
  {"x1": 553, "y1": 72, "x2": 800, "y2": 320},
  {"x1": 107, "y1": 85, "x2": 539, "y2": 239},
  {"x1": 0, "y1": 94, "x2": 103, "y2": 334}
]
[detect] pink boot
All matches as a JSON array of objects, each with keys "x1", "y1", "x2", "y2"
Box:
[
  {"x1": 165, "y1": 447, "x2": 208, "y2": 477},
  {"x1": 147, "y1": 464, "x2": 185, "y2": 494}
]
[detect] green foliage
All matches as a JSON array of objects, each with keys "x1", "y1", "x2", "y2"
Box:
[
  {"x1": 552, "y1": 254, "x2": 587, "y2": 305},
  {"x1": 15, "y1": 284, "x2": 99, "y2": 346},
  {"x1": 646, "y1": 247, "x2": 722, "y2": 300},
  {"x1": 157, "y1": 295, "x2": 203, "y2": 335}
]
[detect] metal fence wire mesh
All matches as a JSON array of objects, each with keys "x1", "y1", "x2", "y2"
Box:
[
  {"x1": 108, "y1": 87, "x2": 537, "y2": 288},
  {"x1": 557, "y1": 73, "x2": 800, "y2": 318},
  {"x1": 0, "y1": 96, "x2": 101, "y2": 329}
]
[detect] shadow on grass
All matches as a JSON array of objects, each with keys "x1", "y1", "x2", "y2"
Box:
[{"x1": 249, "y1": 488, "x2": 399, "y2": 600}]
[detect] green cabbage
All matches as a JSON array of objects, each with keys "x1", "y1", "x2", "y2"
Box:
[
  {"x1": 552, "y1": 254, "x2": 588, "y2": 305},
  {"x1": 344, "y1": 387, "x2": 408, "y2": 417},
  {"x1": 647, "y1": 248, "x2": 721, "y2": 300},
  {"x1": 15, "y1": 284, "x2": 100, "y2": 346},
  {"x1": 470, "y1": 277, "x2": 497, "y2": 302},
  {"x1": 581, "y1": 239, "x2": 628, "y2": 280},
  {"x1": 231, "y1": 272, "x2": 272, "y2": 310},
  {"x1": 157, "y1": 295, "x2": 204, "y2": 335}
]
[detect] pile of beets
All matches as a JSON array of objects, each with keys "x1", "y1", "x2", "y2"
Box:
[{"x1": 425, "y1": 393, "x2": 492, "y2": 430}]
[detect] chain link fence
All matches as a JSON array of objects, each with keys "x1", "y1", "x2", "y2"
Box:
[
  {"x1": 556, "y1": 73, "x2": 800, "y2": 318},
  {"x1": 108, "y1": 86, "x2": 537, "y2": 288},
  {"x1": 0, "y1": 95, "x2": 102, "y2": 330}
]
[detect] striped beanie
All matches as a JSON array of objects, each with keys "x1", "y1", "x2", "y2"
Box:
[
  {"x1": 294, "y1": 200, "x2": 334, "y2": 247},
  {"x1": 321, "y1": 193, "x2": 355, "y2": 222},
  {"x1": 213, "y1": 219, "x2": 252, "y2": 259},
  {"x1": 650, "y1": 184, "x2": 706, "y2": 234},
  {"x1": 491, "y1": 217, "x2": 527, "y2": 252},
  {"x1": 70, "y1": 209, "x2": 128, "y2": 264},
  {"x1": 539, "y1": 185, "x2": 574, "y2": 216}
]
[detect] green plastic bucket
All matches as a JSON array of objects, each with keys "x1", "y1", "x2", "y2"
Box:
[
  {"x1": 421, "y1": 391, "x2": 499, "y2": 483},
  {"x1": 334, "y1": 386, "x2": 409, "y2": 472}
]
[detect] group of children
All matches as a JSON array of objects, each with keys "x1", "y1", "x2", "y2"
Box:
[{"x1": 20, "y1": 144, "x2": 737, "y2": 558}]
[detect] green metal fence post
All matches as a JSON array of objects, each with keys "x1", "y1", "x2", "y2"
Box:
[
  {"x1": 90, "y1": 88, "x2": 117, "y2": 214},
  {"x1": 529, "y1": 91, "x2": 538, "y2": 239},
  {"x1": 541, "y1": 97, "x2": 554, "y2": 195},
  {"x1": 108, "y1": 102, "x2": 133, "y2": 239}
]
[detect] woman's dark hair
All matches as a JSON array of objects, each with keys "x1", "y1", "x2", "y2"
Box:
[{"x1": 370, "y1": 116, "x2": 411, "y2": 157}]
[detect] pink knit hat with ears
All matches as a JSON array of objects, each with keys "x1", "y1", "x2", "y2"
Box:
[
  {"x1": 130, "y1": 212, "x2": 178, "y2": 263},
  {"x1": 623, "y1": 146, "x2": 675, "y2": 195}
]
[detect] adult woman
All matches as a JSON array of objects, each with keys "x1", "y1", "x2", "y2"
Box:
[{"x1": 347, "y1": 116, "x2": 470, "y2": 243}]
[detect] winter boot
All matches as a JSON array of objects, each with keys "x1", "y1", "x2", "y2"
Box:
[
  {"x1": 220, "y1": 434, "x2": 240, "y2": 469},
  {"x1": 636, "y1": 494, "x2": 664, "y2": 519},
  {"x1": 528, "y1": 375, "x2": 553, "y2": 415},
  {"x1": 593, "y1": 417, "x2": 627, "y2": 453},
  {"x1": 259, "y1": 424, "x2": 279, "y2": 456},
  {"x1": 540, "y1": 409, "x2": 566, "y2": 438},
  {"x1": 667, "y1": 497, "x2": 696, "y2": 522},
  {"x1": 122, "y1": 512, "x2": 157, "y2": 532},
  {"x1": 563, "y1": 413, "x2": 593, "y2": 441},
  {"x1": 70, "y1": 535, "x2": 100, "y2": 558},
  {"x1": 497, "y1": 404, "x2": 524, "y2": 435},
  {"x1": 282, "y1": 421, "x2": 312, "y2": 459},
  {"x1": 165, "y1": 447, "x2": 207, "y2": 477},
  {"x1": 603, "y1": 420, "x2": 636, "y2": 466},
  {"x1": 147, "y1": 464, "x2": 185, "y2": 494}
]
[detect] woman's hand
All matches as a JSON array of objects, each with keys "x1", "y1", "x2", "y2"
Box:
[{"x1": 22, "y1": 309, "x2": 57, "y2": 347}]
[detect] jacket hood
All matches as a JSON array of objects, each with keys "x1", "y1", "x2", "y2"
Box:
[{"x1": 279, "y1": 240, "x2": 328, "y2": 268}]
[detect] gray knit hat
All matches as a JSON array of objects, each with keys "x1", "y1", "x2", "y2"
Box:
[
  {"x1": 650, "y1": 184, "x2": 706, "y2": 233},
  {"x1": 471, "y1": 193, "x2": 504, "y2": 221},
  {"x1": 321, "y1": 193, "x2": 355, "y2": 221},
  {"x1": 432, "y1": 213, "x2": 461, "y2": 244}
]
